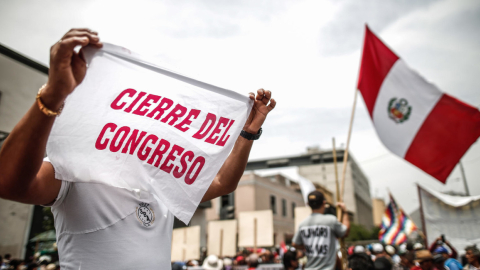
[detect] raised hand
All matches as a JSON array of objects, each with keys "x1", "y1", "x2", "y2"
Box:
[
  {"x1": 243, "y1": 88, "x2": 276, "y2": 134},
  {"x1": 42, "y1": 28, "x2": 102, "y2": 110}
]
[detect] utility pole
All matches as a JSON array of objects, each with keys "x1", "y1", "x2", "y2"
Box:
[{"x1": 459, "y1": 161, "x2": 470, "y2": 196}]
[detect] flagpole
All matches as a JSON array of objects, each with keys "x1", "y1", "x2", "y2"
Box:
[
  {"x1": 388, "y1": 190, "x2": 426, "y2": 241},
  {"x1": 458, "y1": 161, "x2": 470, "y2": 196},
  {"x1": 332, "y1": 138, "x2": 346, "y2": 269},
  {"x1": 340, "y1": 89, "x2": 358, "y2": 202},
  {"x1": 416, "y1": 184, "x2": 429, "y2": 247}
]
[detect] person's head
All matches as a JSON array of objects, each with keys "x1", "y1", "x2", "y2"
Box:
[
  {"x1": 4, "y1": 254, "x2": 11, "y2": 261},
  {"x1": 354, "y1": 245, "x2": 366, "y2": 254},
  {"x1": 202, "y1": 255, "x2": 223, "y2": 270},
  {"x1": 399, "y1": 251, "x2": 414, "y2": 267},
  {"x1": 374, "y1": 257, "x2": 392, "y2": 270},
  {"x1": 384, "y1": 245, "x2": 395, "y2": 257},
  {"x1": 186, "y1": 260, "x2": 199, "y2": 266},
  {"x1": 246, "y1": 254, "x2": 259, "y2": 268},
  {"x1": 348, "y1": 253, "x2": 374, "y2": 270},
  {"x1": 8, "y1": 259, "x2": 23, "y2": 270},
  {"x1": 372, "y1": 243, "x2": 385, "y2": 255},
  {"x1": 465, "y1": 245, "x2": 480, "y2": 265},
  {"x1": 413, "y1": 243, "x2": 424, "y2": 251},
  {"x1": 235, "y1": 255, "x2": 245, "y2": 265},
  {"x1": 415, "y1": 250, "x2": 434, "y2": 270},
  {"x1": 27, "y1": 262, "x2": 39, "y2": 270},
  {"x1": 307, "y1": 191, "x2": 325, "y2": 211},
  {"x1": 434, "y1": 246, "x2": 449, "y2": 260},
  {"x1": 283, "y1": 250, "x2": 298, "y2": 270},
  {"x1": 433, "y1": 254, "x2": 445, "y2": 270}
]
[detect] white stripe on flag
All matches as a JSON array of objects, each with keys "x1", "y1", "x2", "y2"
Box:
[{"x1": 372, "y1": 59, "x2": 443, "y2": 157}]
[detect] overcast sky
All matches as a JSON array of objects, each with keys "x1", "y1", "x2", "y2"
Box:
[{"x1": 1, "y1": 0, "x2": 479, "y2": 214}]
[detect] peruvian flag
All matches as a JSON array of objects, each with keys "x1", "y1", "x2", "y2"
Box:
[{"x1": 357, "y1": 25, "x2": 480, "y2": 183}]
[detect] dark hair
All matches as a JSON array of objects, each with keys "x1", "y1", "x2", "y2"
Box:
[
  {"x1": 283, "y1": 250, "x2": 297, "y2": 269},
  {"x1": 8, "y1": 259, "x2": 22, "y2": 268},
  {"x1": 433, "y1": 254, "x2": 445, "y2": 264},
  {"x1": 348, "y1": 253, "x2": 374, "y2": 270},
  {"x1": 27, "y1": 263, "x2": 39, "y2": 270},
  {"x1": 374, "y1": 257, "x2": 392, "y2": 270},
  {"x1": 248, "y1": 259, "x2": 259, "y2": 268},
  {"x1": 4, "y1": 254, "x2": 11, "y2": 260},
  {"x1": 307, "y1": 191, "x2": 325, "y2": 210},
  {"x1": 465, "y1": 245, "x2": 480, "y2": 258}
]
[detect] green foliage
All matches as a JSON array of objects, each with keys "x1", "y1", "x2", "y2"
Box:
[
  {"x1": 42, "y1": 207, "x2": 55, "y2": 231},
  {"x1": 346, "y1": 223, "x2": 380, "y2": 241}
]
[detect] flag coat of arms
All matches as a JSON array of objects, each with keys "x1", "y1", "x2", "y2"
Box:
[
  {"x1": 357, "y1": 25, "x2": 480, "y2": 183},
  {"x1": 379, "y1": 194, "x2": 417, "y2": 245}
]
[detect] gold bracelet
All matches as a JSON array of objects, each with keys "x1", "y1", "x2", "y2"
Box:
[{"x1": 36, "y1": 84, "x2": 65, "y2": 117}]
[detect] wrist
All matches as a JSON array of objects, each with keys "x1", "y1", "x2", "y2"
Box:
[
  {"x1": 41, "y1": 84, "x2": 68, "y2": 111},
  {"x1": 243, "y1": 127, "x2": 260, "y2": 134}
]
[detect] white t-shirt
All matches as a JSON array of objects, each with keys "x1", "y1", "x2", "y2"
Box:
[{"x1": 45, "y1": 159, "x2": 175, "y2": 270}]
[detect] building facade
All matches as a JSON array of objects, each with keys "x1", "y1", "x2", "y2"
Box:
[
  {"x1": 205, "y1": 172, "x2": 305, "y2": 245},
  {"x1": 372, "y1": 198, "x2": 386, "y2": 227},
  {"x1": 246, "y1": 148, "x2": 374, "y2": 229},
  {"x1": 0, "y1": 44, "x2": 48, "y2": 258}
]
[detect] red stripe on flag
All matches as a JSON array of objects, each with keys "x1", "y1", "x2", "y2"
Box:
[
  {"x1": 404, "y1": 94, "x2": 480, "y2": 183},
  {"x1": 357, "y1": 25, "x2": 399, "y2": 117}
]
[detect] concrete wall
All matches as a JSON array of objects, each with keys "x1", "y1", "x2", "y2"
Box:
[
  {"x1": 189, "y1": 208, "x2": 208, "y2": 248},
  {"x1": 372, "y1": 198, "x2": 386, "y2": 227},
  {"x1": 0, "y1": 199, "x2": 34, "y2": 258},
  {"x1": 238, "y1": 173, "x2": 304, "y2": 245},
  {"x1": 205, "y1": 173, "x2": 304, "y2": 246},
  {"x1": 0, "y1": 51, "x2": 48, "y2": 258}
]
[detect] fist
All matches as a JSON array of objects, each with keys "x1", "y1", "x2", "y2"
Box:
[
  {"x1": 243, "y1": 88, "x2": 276, "y2": 134},
  {"x1": 42, "y1": 28, "x2": 102, "y2": 109}
]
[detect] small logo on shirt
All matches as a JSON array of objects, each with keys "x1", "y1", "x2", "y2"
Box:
[
  {"x1": 388, "y1": 97, "x2": 411, "y2": 123},
  {"x1": 136, "y1": 202, "x2": 155, "y2": 227}
]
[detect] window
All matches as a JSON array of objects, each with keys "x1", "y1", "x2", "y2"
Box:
[
  {"x1": 270, "y1": 195, "x2": 277, "y2": 214},
  {"x1": 282, "y1": 199, "x2": 287, "y2": 217},
  {"x1": 292, "y1": 202, "x2": 296, "y2": 219}
]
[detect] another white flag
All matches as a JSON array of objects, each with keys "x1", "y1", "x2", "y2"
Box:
[
  {"x1": 298, "y1": 176, "x2": 316, "y2": 205},
  {"x1": 46, "y1": 43, "x2": 252, "y2": 223}
]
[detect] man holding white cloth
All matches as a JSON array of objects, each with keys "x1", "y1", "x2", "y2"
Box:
[{"x1": 0, "y1": 28, "x2": 276, "y2": 269}]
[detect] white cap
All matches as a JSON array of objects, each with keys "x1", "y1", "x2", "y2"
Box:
[
  {"x1": 372, "y1": 243, "x2": 384, "y2": 254},
  {"x1": 385, "y1": 245, "x2": 395, "y2": 255},
  {"x1": 354, "y1": 245, "x2": 366, "y2": 253},
  {"x1": 413, "y1": 243, "x2": 424, "y2": 250}
]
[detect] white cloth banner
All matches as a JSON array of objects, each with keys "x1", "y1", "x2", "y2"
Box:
[
  {"x1": 46, "y1": 43, "x2": 252, "y2": 223},
  {"x1": 418, "y1": 184, "x2": 480, "y2": 253},
  {"x1": 298, "y1": 176, "x2": 316, "y2": 205}
]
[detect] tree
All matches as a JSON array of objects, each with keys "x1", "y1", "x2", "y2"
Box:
[{"x1": 346, "y1": 224, "x2": 380, "y2": 242}]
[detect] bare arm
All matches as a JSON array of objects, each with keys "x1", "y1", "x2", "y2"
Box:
[
  {"x1": 0, "y1": 29, "x2": 102, "y2": 205},
  {"x1": 337, "y1": 202, "x2": 351, "y2": 237},
  {"x1": 201, "y1": 88, "x2": 276, "y2": 202}
]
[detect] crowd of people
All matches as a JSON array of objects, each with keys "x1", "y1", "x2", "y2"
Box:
[
  {"x1": 346, "y1": 239, "x2": 480, "y2": 270},
  {"x1": 0, "y1": 254, "x2": 59, "y2": 270},
  {"x1": 167, "y1": 240, "x2": 480, "y2": 270}
]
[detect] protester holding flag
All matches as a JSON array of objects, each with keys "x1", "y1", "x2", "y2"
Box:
[
  {"x1": 0, "y1": 28, "x2": 276, "y2": 269},
  {"x1": 292, "y1": 190, "x2": 350, "y2": 270},
  {"x1": 429, "y1": 235, "x2": 459, "y2": 259}
]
